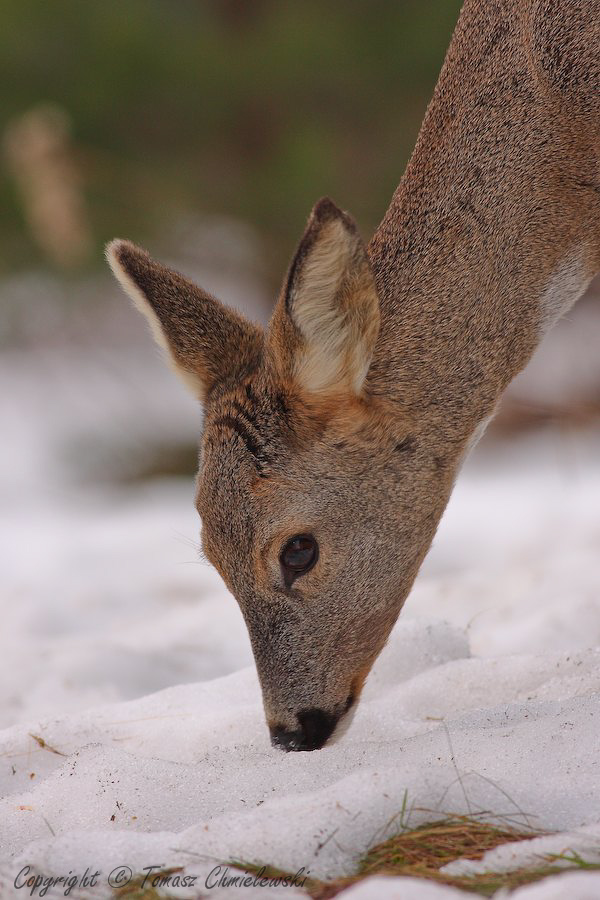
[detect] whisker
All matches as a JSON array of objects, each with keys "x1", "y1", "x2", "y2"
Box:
[{"x1": 173, "y1": 530, "x2": 202, "y2": 553}]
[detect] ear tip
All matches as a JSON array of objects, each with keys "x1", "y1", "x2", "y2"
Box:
[
  {"x1": 105, "y1": 238, "x2": 149, "y2": 273},
  {"x1": 312, "y1": 196, "x2": 343, "y2": 223},
  {"x1": 105, "y1": 238, "x2": 128, "y2": 266},
  {"x1": 311, "y1": 197, "x2": 359, "y2": 237}
]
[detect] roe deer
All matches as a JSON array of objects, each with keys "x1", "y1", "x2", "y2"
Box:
[{"x1": 108, "y1": 0, "x2": 600, "y2": 751}]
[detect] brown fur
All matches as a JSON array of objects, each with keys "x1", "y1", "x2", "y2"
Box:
[{"x1": 108, "y1": 0, "x2": 600, "y2": 749}]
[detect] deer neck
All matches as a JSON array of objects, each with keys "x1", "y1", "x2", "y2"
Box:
[{"x1": 367, "y1": 0, "x2": 599, "y2": 445}]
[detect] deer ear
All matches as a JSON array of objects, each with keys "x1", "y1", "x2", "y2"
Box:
[
  {"x1": 268, "y1": 198, "x2": 380, "y2": 398},
  {"x1": 106, "y1": 240, "x2": 263, "y2": 402}
]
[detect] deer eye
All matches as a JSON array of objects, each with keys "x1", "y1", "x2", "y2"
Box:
[{"x1": 280, "y1": 534, "x2": 318, "y2": 586}]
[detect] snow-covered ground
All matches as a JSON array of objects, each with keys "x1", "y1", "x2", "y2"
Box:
[{"x1": 1, "y1": 325, "x2": 600, "y2": 898}]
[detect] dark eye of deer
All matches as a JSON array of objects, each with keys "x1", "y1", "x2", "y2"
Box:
[{"x1": 280, "y1": 534, "x2": 318, "y2": 586}]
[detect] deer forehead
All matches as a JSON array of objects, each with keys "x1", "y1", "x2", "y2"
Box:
[{"x1": 198, "y1": 419, "x2": 368, "y2": 565}]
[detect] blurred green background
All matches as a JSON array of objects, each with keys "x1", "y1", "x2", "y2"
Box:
[
  {"x1": 1, "y1": 0, "x2": 462, "y2": 279},
  {"x1": 2, "y1": 0, "x2": 599, "y2": 432}
]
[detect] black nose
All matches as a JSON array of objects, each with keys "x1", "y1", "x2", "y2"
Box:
[{"x1": 270, "y1": 708, "x2": 339, "y2": 752}]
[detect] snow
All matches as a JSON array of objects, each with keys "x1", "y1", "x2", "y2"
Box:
[
  {"x1": 338, "y1": 872, "x2": 600, "y2": 900},
  {"x1": 1, "y1": 336, "x2": 600, "y2": 899}
]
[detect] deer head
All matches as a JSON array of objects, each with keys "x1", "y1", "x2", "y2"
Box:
[{"x1": 107, "y1": 198, "x2": 457, "y2": 751}]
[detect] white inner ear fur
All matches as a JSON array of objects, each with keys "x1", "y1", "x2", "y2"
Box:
[
  {"x1": 290, "y1": 219, "x2": 378, "y2": 395},
  {"x1": 105, "y1": 240, "x2": 205, "y2": 399}
]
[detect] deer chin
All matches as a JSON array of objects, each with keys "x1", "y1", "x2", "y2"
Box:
[{"x1": 324, "y1": 697, "x2": 360, "y2": 747}]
